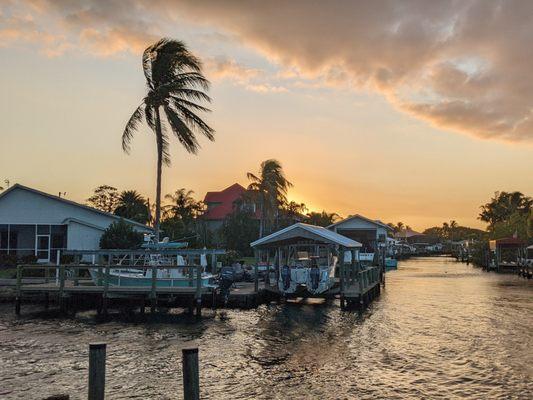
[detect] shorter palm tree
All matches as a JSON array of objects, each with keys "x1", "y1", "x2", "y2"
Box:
[
  {"x1": 114, "y1": 190, "x2": 150, "y2": 224},
  {"x1": 163, "y1": 189, "x2": 204, "y2": 222}
]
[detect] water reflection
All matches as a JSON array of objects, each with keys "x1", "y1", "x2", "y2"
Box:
[{"x1": 0, "y1": 257, "x2": 531, "y2": 399}]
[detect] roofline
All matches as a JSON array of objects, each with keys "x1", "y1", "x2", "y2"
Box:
[
  {"x1": 0, "y1": 184, "x2": 153, "y2": 231},
  {"x1": 251, "y1": 222, "x2": 362, "y2": 248},
  {"x1": 328, "y1": 214, "x2": 394, "y2": 231}
]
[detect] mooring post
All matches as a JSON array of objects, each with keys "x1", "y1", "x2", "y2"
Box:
[
  {"x1": 15, "y1": 265, "x2": 22, "y2": 315},
  {"x1": 182, "y1": 347, "x2": 200, "y2": 400},
  {"x1": 254, "y1": 263, "x2": 259, "y2": 293},
  {"x1": 88, "y1": 343, "x2": 106, "y2": 400},
  {"x1": 150, "y1": 265, "x2": 157, "y2": 313},
  {"x1": 140, "y1": 296, "x2": 145, "y2": 315},
  {"x1": 195, "y1": 266, "x2": 202, "y2": 317},
  {"x1": 102, "y1": 259, "x2": 110, "y2": 316},
  {"x1": 59, "y1": 263, "x2": 66, "y2": 313}
]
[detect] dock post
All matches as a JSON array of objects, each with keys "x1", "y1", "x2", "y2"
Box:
[
  {"x1": 254, "y1": 263, "x2": 259, "y2": 293},
  {"x1": 195, "y1": 266, "x2": 202, "y2": 317},
  {"x1": 150, "y1": 265, "x2": 157, "y2": 313},
  {"x1": 140, "y1": 296, "x2": 145, "y2": 315},
  {"x1": 88, "y1": 343, "x2": 106, "y2": 400},
  {"x1": 15, "y1": 265, "x2": 22, "y2": 315},
  {"x1": 102, "y1": 260, "x2": 110, "y2": 317},
  {"x1": 182, "y1": 347, "x2": 200, "y2": 400},
  {"x1": 59, "y1": 264, "x2": 66, "y2": 313}
]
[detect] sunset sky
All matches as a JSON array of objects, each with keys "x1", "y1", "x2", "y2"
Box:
[{"x1": 1, "y1": 0, "x2": 532, "y2": 230}]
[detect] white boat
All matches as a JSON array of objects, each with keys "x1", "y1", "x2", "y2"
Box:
[{"x1": 88, "y1": 254, "x2": 215, "y2": 288}]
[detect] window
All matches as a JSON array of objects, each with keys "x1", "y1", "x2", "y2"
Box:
[
  {"x1": 37, "y1": 225, "x2": 50, "y2": 235},
  {"x1": 0, "y1": 225, "x2": 7, "y2": 250},
  {"x1": 51, "y1": 225, "x2": 67, "y2": 248},
  {"x1": 9, "y1": 225, "x2": 35, "y2": 252}
]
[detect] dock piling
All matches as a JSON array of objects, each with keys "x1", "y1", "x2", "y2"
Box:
[
  {"x1": 88, "y1": 343, "x2": 106, "y2": 400},
  {"x1": 182, "y1": 347, "x2": 200, "y2": 400}
]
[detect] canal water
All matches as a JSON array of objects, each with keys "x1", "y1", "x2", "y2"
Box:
[{"x1": 0, "y1": 257, "x2": 531, "y2": 399}]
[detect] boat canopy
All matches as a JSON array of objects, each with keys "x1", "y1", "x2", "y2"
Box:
[{"x1": 251, "y1": 223, "x2": 362, "y2": 249}]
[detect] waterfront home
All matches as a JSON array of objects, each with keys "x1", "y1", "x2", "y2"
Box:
[
  {"x1": 0, "y1": 184, "x2": 152, "y2": 262},
  {"x1": 328, "y1": 214, "x2": 393, "y2": 254},
  {"x1": 202, "y1": 183, "x2": 260, "y2": 231}
]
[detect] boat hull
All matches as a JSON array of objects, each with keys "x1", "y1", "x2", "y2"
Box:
[{"x1": 89, "y1": 268, "x2": 213, "y2": 288}]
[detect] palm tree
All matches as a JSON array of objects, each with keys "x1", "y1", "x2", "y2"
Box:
[
  {"x1": 122, "y1": 38, "x2": 215, "y2": 241},
  {"x1": 306, "y1": 211, "x2": 340, "y2": 227},
  {"x1": 114, "y1": 190, "x2": 150, "y2": 224},
  {"x1": 164, "y1": 188, "x2": 203, "y2": 222},
  {"x1": 247, "y1": 159, "x2": 292, "y2": 237},
  {"x1": 449, "y1": 220, "x2": 458, "y2": 242}
]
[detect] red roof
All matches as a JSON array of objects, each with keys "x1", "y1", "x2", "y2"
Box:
[{"x1": 203, "y1": 183, "x2": 248, "y2": 220}]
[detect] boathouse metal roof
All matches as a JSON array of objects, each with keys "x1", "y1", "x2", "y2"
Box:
[
  {"x1": 250, "y1": 223, "x2": 362, "y2": 248},
  {"x1": 328, "y1": 214, "x2": 394, "y2": 231}
]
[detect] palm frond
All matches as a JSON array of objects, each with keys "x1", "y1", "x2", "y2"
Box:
[
  {"x1": 170, "y1": 96, "x2": 211, "y2": 113},
  {"x1": 122, "y1": 104, "x2": 145, "y2": 153},
  {"x1": 174, "y1": 104, "x2": 215, "y2": 141},
  {"x1": 166, "y1": 87, "x2": 212, "y2": 103},
  {"x1": 163, "y1": 105, "x2": 200, "y2": 154}
]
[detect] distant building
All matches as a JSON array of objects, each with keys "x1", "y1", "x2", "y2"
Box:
[
  {"x1": 328, "y1": 214, "x2": 394, "y2": 253},
  {"x1": 394, "y1": 228, "x2": 436, "y2": 244},
  {"x1": 0, "y1": 184, "x2": 152, "y2": 262},
  {"x1": 202, "y1": 183, "x2": 259, "y2": 231}
]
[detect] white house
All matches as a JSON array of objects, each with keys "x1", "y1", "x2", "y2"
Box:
[
  {"x1": 328, "y1": 214, "x2": 393, "y2": 253},
  {"x1": 0, "y1": 184, "x2": 152, "y2": 262}
]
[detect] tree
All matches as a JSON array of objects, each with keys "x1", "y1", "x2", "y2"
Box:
[
  {"x1": 278, "y1": 201, "x2": 307, "y2": 228},
  {"x1": 99, "y1": 220, "x2": 143, "y2": 249},
  {"x1": 114, "y1": 190, "x2": 150, "y2": 224},
  {"x1": 491, "y1": 211, "x2": 530, "y2": 240},
  {"x1": 306, "y1": 211, "x2": 340, "y2": 227},
  {"x1": 220, "y1": 209, "x2": 260, "y2": 256},
  {"x1": 449, "y1": 220, "x2": 458, "y2": 241},
  {"x1": 122, "y1": 38, "x2": 215, "y2": 242},
  {"x1": 247, "y1": 159, "x2": 292, "y2": 237},
  {"x1": 87, "y1": 185, "x2": 119, "y2": 213},
  {"x1": 479, "y1": 191, "x2": 532, "y2": 229},
  {"x1": 163, "y1": 188, "x2": 204, "y2": 223}
]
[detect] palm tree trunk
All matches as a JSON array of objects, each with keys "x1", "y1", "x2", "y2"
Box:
[
  {"x1": 154, "y1": 106, "x2": 163, "y2": 243},
  {"x1": 259, "y1": 196, "x2": 264, "y2": 238}
]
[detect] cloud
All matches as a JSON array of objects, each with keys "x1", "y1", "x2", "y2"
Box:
[
  {"x1": 245, "y1": 84, "x2": 288, "y2": 94},
  {"x1": 171, "y1": 0, "x2": 533, "y2": 142},
  {"x1": 2, "y1": 0, "x2": 533, "y2": 141},
  {"x1": 204, "y1": 56, "x2": 260, "y2": 83}
]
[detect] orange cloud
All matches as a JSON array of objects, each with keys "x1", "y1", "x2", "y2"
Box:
[{"x1": 3, "y1": 0, "x2": 533, "y2": 142}]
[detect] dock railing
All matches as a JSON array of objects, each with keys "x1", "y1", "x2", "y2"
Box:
[{"x1": 15, "y1": 263, "x2": 211, "y2": 316}]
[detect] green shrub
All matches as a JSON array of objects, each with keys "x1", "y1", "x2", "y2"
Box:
[{"x1": 99, "y1": 219, "x2": 144, "y2": 249}]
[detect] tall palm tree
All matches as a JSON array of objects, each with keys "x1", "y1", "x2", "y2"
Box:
[
  {"x1": 247, "y1": 159, "x2": 292, "y2": 237},
  {"x1": 114, "y1": 190, "x2": 150, "y2": 224},
  {"x1": 122, "y1": 38, "x2": 215, "y2": 241}
]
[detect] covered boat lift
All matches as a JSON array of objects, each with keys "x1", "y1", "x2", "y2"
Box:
[
  {"x1": 251, "y1": 223, "x2": 382, "y2": 309},
  {"x1": 488, "y1": 237, "x2": 526, "y2": 272}
]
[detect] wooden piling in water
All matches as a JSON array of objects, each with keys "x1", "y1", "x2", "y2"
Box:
[
  {"x1": 88, "y1": 343, "x2": 106, "y2": 400},
  {"x1": 182, "y1": 347, "x2": 200, "y2": 400}
]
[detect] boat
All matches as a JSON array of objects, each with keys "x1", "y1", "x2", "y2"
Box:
[
  {"x1": 385, "y1": 257, "x2": 398, "y2": 270},
  {"x1": 277, "y1": 252, "x2": 338, "y2": 295},
  {"x1": 88, "y1": 239, "x2": 216, "y2": 288}
]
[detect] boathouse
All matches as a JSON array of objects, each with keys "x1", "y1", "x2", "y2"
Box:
[
  {"x1": 0, "y1": 184, "x2": 152, "y2": 262},
  {"x1": 328, "y1": 214, "x2": 393, "y2": 253},
  {"x1": 251, "y1": 223, "x2": 382, "y2": 308}
]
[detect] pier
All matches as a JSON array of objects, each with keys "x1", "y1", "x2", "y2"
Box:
[{"x1": 14, "y1": 249, "x2": 227, "y2": 317}]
